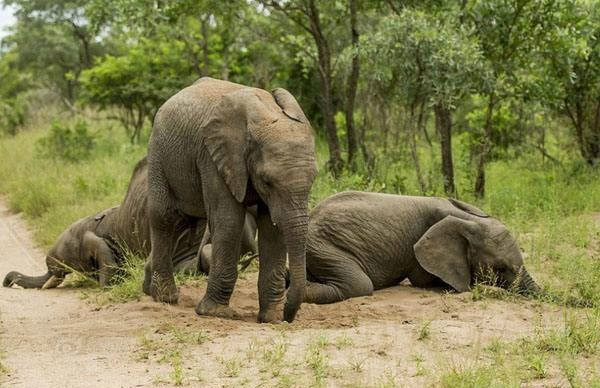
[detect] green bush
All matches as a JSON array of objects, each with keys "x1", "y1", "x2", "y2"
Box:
[
  {"x1": 36, "y1": 120, "x2": 96, "y2": 162},
  {"x1": 0, "y1": 96, "x2": 28, "y2": 136}
]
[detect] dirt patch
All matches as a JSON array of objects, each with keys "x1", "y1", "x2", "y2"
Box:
[{"x1": 0, "y1": 199, "x2": 575, "y2": 387}]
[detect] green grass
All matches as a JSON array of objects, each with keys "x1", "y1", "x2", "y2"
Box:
[
  {"x1": 0, "y1": 114, "x2": 146, "y2": 250},
  {"x1": 436, "y1": 309, "x2": 600, "y2": 388},
  {"x1": 135, "y1": 324, "x2": 212, "y2": 386},
  {"x1": 305, "y1": 335, "x2": 330, "y2": 387}
]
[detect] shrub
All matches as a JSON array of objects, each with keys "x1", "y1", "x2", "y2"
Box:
[
  {"x1": 0, "y1": 96, "x2": 28, "y2": 136},
  {"x1": 36, "y1": 120, "x2": 95, "y2": 162}
]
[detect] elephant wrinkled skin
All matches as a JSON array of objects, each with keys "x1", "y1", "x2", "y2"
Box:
[
  {"x1": 144, "y1": 77, "x2": 316, "y2": 323},
  {"x1": 304, "y1": 191, "x2": 541, "y2": 304},
  {"x1": 3, "y1": 157, "x2": 257, "y2": 289}
]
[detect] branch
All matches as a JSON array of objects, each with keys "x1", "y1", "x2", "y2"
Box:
[
  {"x1": 385, "y1": 0, "x2": 401, "y2": 15},
  {"x1": 259, "y1": 0, "x2": 312, "y2": 34},
  {"x1": 531, "y1": 143, "x2": 562, "y2": 165}
]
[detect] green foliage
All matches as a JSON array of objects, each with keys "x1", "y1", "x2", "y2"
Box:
[
  {"x1": 3, "y1": 0, "x2": 108, "y2": 102},
  {"x1": 361, "y1": 9, "x2": 483, "y2": 108},
  {"x1": 80, "y1": 38, "x2": 196, "y2": 142},
  {"x1": 36, "y1": 120, "x2": 95, "y2": 162},
  {"x1": 0, "y1": 52, "x2": 31, "y2": 136}
]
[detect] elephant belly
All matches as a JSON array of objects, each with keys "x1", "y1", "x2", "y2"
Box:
[
  {"x1": 365, "y1": 258, "x2": 410, "y2": 290},
  {"x1": 166, "y1": 167, "x2": 207, "y2": 218},
  {"x1": 362, "y1": 252, "x2": 418, "y2": 290}
]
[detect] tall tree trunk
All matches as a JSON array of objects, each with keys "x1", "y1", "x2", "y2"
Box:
[
  {"x1": 474, "y1": 93, "x2": 495, "y2": 198},
  {"x1": 345, "y1": 0, "x2": 360, "y2": 171},
  {"x1": 200, "y1": 17, "x2": 211, "y2": 76},
  {"x1": 435, "y1": 103, "x2": 455, "y2": 196},
  {"x1": 565, "y1": 98, "x2": 600, "y2": 166},
  {"x1": 307, "y1": 0, "x2": 343, "y2": 176},
  {"x1": 360, "y1": 107, "x2": 373, "y2": 175},
  {"x1": 408, "y1": 105, "x2": 426, "y2": 194}
]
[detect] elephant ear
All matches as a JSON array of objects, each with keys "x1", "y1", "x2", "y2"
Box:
[
  {"x1": 272, "y1": 88, "x2": 307, "y2": 123},
  {"x1": 448, "y1": 198, "x2": 489, "y2": 218},
  {"x1": 203, "y1": 91, "x2": 253, "y2": 203},
  {"x1": 413, "y1": 215, "x2": 480, "y2": 292}
]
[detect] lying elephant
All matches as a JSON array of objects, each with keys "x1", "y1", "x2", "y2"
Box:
[
  {"x1": 3, "y1": 157, "x2": 257, "y2": 289},
  {"x1": 303, "y1": 191, "x2": 540, "y2": 303}
]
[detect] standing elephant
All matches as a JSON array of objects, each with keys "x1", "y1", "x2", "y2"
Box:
[
  {"x1": 304, "y1": 191, "x2": 541, "y2": 304},
  {"x1": 3, "y1": 157, "x2": 257, "y2": 289},
  {"x1": 144, "y1": 77, "x2": 316, "y2": 323}
]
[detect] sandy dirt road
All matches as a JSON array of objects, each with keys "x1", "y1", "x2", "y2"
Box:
[{"x1": 0, "y1": 198, "x2": 576, "y2": 387}]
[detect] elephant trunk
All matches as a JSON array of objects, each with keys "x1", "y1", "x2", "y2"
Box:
[
  {"x1": 516, "y1": 267, "x2": 541, "y2": 295},
  {"x1": 3, "y1": 270, "x2": 53, "y2": 289},
  {"x1": 281, "y1": 210, "x2": 309, "y2": 323}
]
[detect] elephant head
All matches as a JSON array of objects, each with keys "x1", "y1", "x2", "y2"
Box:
[
  {"x1": 3, "y1": 215, "x2": 119, "y2": 289},
  {"x1": 203, "y1": 85, "x2": 317, "y2": 322},
  {"x1": 414, "y1": 201, "x2": 540, "y2": 295}
]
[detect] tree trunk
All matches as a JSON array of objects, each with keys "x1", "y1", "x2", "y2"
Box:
[
  {"x1": 474, "y1": 93, "x2": 495, "y2": 198},
  {"x1": 200, "y1": 17, "x2": 211, "y2": 76},
  {"x1": 565, "y1": 97, "x2": 600, "y2": 166},
  {"x1": 307, "y1": 0, "x2": 343, "y2": 176},
  {"x1": 407, "y1": 105, "x2": 426, "y2": 194},
  {"x1": 435, "y1": 103, "x2": 455, "y2": 196},
  {"x1": 359, "y1": 106, "x2": 373, "y2": 175},
  {"x1": 345, "y1": 0, "x2": 360, "y2": 171}
]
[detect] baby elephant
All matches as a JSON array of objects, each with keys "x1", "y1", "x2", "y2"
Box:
[
  {"x1": 304, "y1": 191, "x2": 540, "y2": 304},
  {"x1": 3, "y1": 157, "x2": 257, "y2": 289}
]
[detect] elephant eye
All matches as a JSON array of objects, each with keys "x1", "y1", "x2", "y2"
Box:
[{"x1": 263, "y1": 177, "x2": 275, "y2": 188}]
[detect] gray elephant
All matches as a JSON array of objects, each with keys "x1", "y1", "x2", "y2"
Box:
[
  {"x1": 303, "y1": 191, "x2": 540, "y2": 304},
  {"x1": 144, "y1": 77, "x2": 316, "y2": 323},
  {"x1": 3, "y1": 157, "x2": 258, "y2": 289}
]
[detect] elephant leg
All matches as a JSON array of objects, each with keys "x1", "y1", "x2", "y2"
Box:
[
  {"x1": 256, "y1": 204, "x2": 287, "y2": 323},
  {"x1": 241, "y1": 212, "x2": 258, "y2": 255},
  {"x1": 82, "y1": 231, "x2": 118, "y2": 287},
  {"x1": 195, "y1": 157, "x2": 246, "y2": 318},
  {"x1": 407, "y1": 265, "x2": 439, "y2": 288},
  {"x1": 144, "y1": 168, "x2": 182, "y2": 303},
  {"x1": 304, "y1": 249, "x2": 373, "y2": 304},
  {"x1": 198, "y1": 244, "x2": 212, "y2": 273},
  {"x1": 195, "y1": 223, "x2": 211, "y2": 274}
]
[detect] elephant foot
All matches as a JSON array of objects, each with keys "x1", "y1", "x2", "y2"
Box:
[
  {"x1": 257, "y1": 305, "x2": 283, "y2": 324},
  {"x1": 195, "y1": 297, "x2": 239, "y2": 320},
  {"x1": 149, "y1": 272, "x2": 179, "y2": 304}
]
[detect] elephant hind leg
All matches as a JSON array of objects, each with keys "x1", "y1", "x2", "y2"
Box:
[
  {"x1": 304, "y1": 251, "x2": 373, "y2": 304},
  {"x1": 145, "y1": 164, "x2": 184, "y2": 304}
]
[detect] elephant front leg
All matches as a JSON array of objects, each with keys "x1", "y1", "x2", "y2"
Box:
[
  {"x1": 195, "y1": 205, "x2": 246, "y2": 319},
  {"x1": 256, "y1": 205, "x2": 287, "y2": 323}
]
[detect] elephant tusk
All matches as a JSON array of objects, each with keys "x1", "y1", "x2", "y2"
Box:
[{"x1": 42, "y1": 275, "x2": 63, "y2": 290}]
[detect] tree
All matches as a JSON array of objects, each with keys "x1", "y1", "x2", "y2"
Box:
[
  {"x1": 79, "y1": 38, "x2": 196, "y2": 143},
  {"x1": 4, "y1": 0, "x2": 105, "y2": 103},
  {"x1": 345, "y1": 0, "x2": 360, "y2": 171},
  {"x1": 465, "y1": 0, "x2": 554, "y2": 197},
  {"x1": 260, "y1": 0, "x2": 348, "y2": 176},
  {"x1": 362, "y1": 9, "x2": 482, "y2": 195},
  {"x1": 542, "y1": 0, "x2": 600, "y2": 166}
]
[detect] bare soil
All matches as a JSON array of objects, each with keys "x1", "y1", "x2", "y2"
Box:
[{"x1": 0, "y1": 199, "x2": 575, "y2": 387}]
